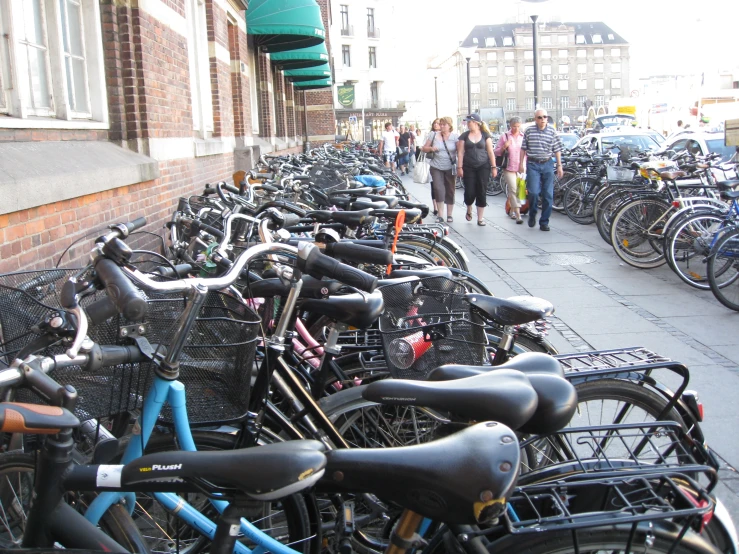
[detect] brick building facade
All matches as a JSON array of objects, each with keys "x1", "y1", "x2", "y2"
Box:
[{"x1": 0, "y1": 0, "x2": 335, "y2": 272}]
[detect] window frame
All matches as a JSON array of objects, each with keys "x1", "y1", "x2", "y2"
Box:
[
  {"x1": 561, "y1": 96, "x2": 570, "y2": 109},
  {"x1": 542, "y1": 96, "x2": 552, "y2": 109},
  {"x1": 340, "y1": 4, "x2": 349, "y2": 31},
  {"x1": 0, "y1": 0, "x2": 108, "y2": 129},
  {"x1": 368, "y1": 46, "x2": 376, "y2": 68},
  {"x1": 342, "y1": 44, "x2": 351, "y2": 67},
  {"x1": 506, "y1": 97, "x2": 516, "y2": 111},
  {"x1": 488, "y1": 82, "x2": 497, "y2": 93},
  {"x1": 186, "y1": 0, "x2": 213, "y2": 137},
  {"x1": 471, "y1": 82, "x2": 480, "y2": 94},
  {"x1": 366, "y1": 7, "x2": 374, "y2": 32},
  {"x1": 610, "y1": 77, "x2": 621, "y2": 90},
  {"x1": 505, "y1": 80, "x2": 515, "y2": 93},
  {"x1": 577, "y1": 79, "x2": 587, "y2": 90},
  {"x1": 504, "y1": 65, "x2": 514, "y2": 76}
]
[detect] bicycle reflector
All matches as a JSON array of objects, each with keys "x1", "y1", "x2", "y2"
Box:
[
  {"x1": 387, "y1": 331, "x2": 433, "y2": 370},
  {"x1": 672, "y1": 200, "x2": 681, "y2": 208}
]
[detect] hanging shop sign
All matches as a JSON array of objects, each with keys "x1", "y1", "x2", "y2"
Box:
[{"x1": 337, "y1": 85, "x2": 355, "y2": 107}]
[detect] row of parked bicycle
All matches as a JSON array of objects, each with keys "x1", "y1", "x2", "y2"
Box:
[
  {"x1": 0, "y1": 142, "x2": 736, "y2": 554},
  {"x1": 534, "y1": 144, "x2": 739, "y2": 310}
]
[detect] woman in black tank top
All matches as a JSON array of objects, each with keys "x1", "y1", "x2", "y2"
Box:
[{"x1": 456, "y1": 114, "x2": 498, "y2": 225}]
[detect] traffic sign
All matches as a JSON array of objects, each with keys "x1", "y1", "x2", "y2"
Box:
[{"x1": 348, "y1": 115, "x2": 358, "y2": 124}]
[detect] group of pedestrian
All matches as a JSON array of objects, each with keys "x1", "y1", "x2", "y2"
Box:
[
  {"x1": 414, "y1": 108, "x2": 563, "y2": 230},
  {"x1": 378, "y1": 123, "x2": 420, "y2": 176}
]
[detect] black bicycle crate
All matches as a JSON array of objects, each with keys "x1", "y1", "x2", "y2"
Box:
[
  {"x1": 0, "y1": 269, "x2": 260, "y2": 426},
  {"x1": 378, "y1": 276, "x2": 487, "y2": 379}
]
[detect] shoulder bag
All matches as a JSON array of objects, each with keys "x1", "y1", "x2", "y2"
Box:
[
  {"x1": 426, "y1": 132, "x2": 436, "y2": 160},
  {"x1": 495, "y1": 132, "x2": 509, "y2": 170},
  {"x1": 441, "y1": 134, "x2": 457, "y2": 176}
]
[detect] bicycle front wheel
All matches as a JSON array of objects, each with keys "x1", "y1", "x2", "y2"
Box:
[
  {"x1": 708, "y1": 226, "x2": 739, "y2": 311},
  {"x1": 563, "y1": 178, "x2": 600, "y2": 225},
  {"x1": 666, "y1": 212, "x2": 724, "y2": 289},
  {"x1": 610, "y1": 197, "x2": 670, "y2": 268}
]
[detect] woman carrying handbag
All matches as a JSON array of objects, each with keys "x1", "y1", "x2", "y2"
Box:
[
  {"x1": 422, "y1": 116, "x2": 458, "y2": 222},
  {"x1": 494, "y1": 116, "x2": 525, "y2": 224}
]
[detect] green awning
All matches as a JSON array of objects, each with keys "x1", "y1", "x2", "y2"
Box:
[
  {"x1": 284, "y1": 63, "x2": 331, "y2": 83},
  {"x1": 293, "y1": 78, "x2": 332, "y2": 90},
  {"x1": 270, "y1": 43, "x2": 329, "y2": 70},
  {"x1": 247, "y1": 0, "x2": 325, "y2": 53}
]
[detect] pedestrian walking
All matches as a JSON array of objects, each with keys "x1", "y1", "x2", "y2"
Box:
[
  {"x1": 378, "y1": 122, "x2": 399, "y2": 172},
  {"x1": 398, "y1": 125, "x2": 412, "y2": 175},
  {"x1": 519, "y1": 109, "x2": 563, "y2": 232},
  {"x1": 408, "y1": 125, "x2": 417, "y2": 170},
  {"x1": 426, "y1": 119, "x2": 441, "y2": 216},
  {"x1": 423, "y1": 116, "x2": 458, "y2": 223},
  {"x1": 494, "y1": 116, "x2": 525, "y2": 224},
  {"x1": 457, "y1": 113, "x2": 497, "y2": 226}
]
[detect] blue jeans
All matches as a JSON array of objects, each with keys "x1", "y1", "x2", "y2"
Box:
[{"x1": 526, "y1": 160, "x2": 555, "y2": 226}]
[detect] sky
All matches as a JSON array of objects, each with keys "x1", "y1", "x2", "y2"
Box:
[{"x1": 393, "y1": 0, "x2": 738, "y2": 81}]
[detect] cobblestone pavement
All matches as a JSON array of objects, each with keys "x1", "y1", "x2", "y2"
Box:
[{"x1": 401, "y1": 173, "x2": 739, "y2": 523}]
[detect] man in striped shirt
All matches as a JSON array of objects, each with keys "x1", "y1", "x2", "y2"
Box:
[{"x1": 519, "y1": 109, "x2": 564, "y2": 231}]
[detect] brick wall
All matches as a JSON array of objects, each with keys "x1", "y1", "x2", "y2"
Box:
[
  {"x1": 303, "y1": 0, "x2": 335, "y2": 144},
  {"x1": 257, "y1": 51, "x2": 275, "y2": 139}
]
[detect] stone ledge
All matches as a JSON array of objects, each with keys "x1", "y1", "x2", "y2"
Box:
[{"x1": 0, "y1": 141, "x2": 160, "y2": 215}]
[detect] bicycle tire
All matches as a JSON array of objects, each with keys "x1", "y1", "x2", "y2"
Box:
[
  {"x1": 708, "y1": 227, "x2": 739, "y2": 311},
  {"x1": 665, "y1": 212, "x2": 725, "y2": 289},
  {"x1": 486, "y1": 173, "x2": 504, "y2": 197},
  {"x1": 398, "y1": 238, "x2": 466, "y2": 270},
  {"x1": 563, "y1": 178, "x2": 600, "y2": 225},
  {"x1": 610, "y1": 197, "x2": 670, "y2": 269},
  {"x1": 117, "y1": 431, "x2": 317, "y2": 554}
]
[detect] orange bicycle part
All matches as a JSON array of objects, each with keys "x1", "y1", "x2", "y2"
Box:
[{"x1": 387, "y1": 209, "x2": 406, "y2": 275}]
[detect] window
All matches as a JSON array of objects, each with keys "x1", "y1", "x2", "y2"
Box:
[
  {"x1": 594, "y1": 48, "x2": 603, "y2": 57},
  {"x1": 611, "y1": 78, "x2": 621, "y2": 89},
  {"x1": 526, "y1": 97, "x2": 535, "y2": 110},
  {"x1": 505, "y1": 81, "x2": 515, "y2": 92},
  {"x1": 0, "y1": 0, "x2": 108, "y2": 125},
  {"x1": 470, "y1": 67, "x2": 480, "y2": 78},
  {"x1": 488, "y1": 82, "x2": 498, "y2": 93},
  {"x1": 608, "y1": 33, "x2": 615, "y2": 40},
  {"x1": 471, "y1": 83, "x2": 480, "y2": 94},
  {"x1": 594, "y1": 78, "x2": 604, "y2": 89},
  {"x1": 561, "y1": 96, "x2": 570, "y2": 109},
  {"x1": 578, "y1": 95, "x2": 587, "y2": 107},
  {"x1": 596, "y1": 95, "x2": 605, "y2": 106},
  {"x1": 487, "y1": 52, "x2": 496, "y2": 61},
  {"x1": 506, "y1": 97, "x2": 516, "y2": 111},
  {"x1": 542, "y1": 97, "x2": 552, "y2": 109},
  {"x1": 559, "y1": 80, "x2": 568, "y2": 91},
  {"x1": 578, "y1": 79, "x2": 587, "y2": 90},
  {"x1": 504, "y1": 66, "x2": 514, "y2": 76},
  {"x1": 522, "y1": 35, "x2": 533, "y2": 46},
  {"x1": 559, "y1": 64, "x2": 569, "y2": 74},
  {"x1": 558, "y1": 34, "x2": 568, "y2": 44},
  {"x1": 488, "y1": 66, "x2": 497, "y2": 77},
  {"x1": 594, "y1": 63, "x2": 604, "y2": 73},
  {"x1": 368, "y1": 47, "x2": 376, "y2": 68},
  {"x1": 485, "y1": 37, "x2": 496, "y2": 48},
  {"x1": 342, "y1": 45, "x2": 351, "y2": 67},
  {"x1": 472, "y1": 99, "x2": 480, "y2": 110},
  {"x1": 541, "y1": 50, "x2": 551, "y2": 59},
  {"x1": 367, "y1": 7, "x2": 375, "y2": 33},
  {"x1": 577, "y1": 63, "x2": 587, "y2": 74},
  {"x1": 503, "y1": 36, "x2": 513, "y2": 46},
  {"x1": 576, "y1": 34, "x2": 585, "y2": 44},
  {"x1": 525, "y1": 81, "x2": 534, "y2": 92},
  {"x1": 186, "y1": 0, "x2": 213, "y2": 135},
  {"x1": 541, "y1": 35, "x2": 551, "y2": 45},
  {"x1": 592, "y1": 34, "x2": 602, "y2": 43},
  {"x1": 577, "y1": 49, "x2": 586, "y2": 58},
  {"x1": 488, "y1": 98, "x2": 499, "y2": 107},
  {"x1": 611, "y1": 48, "x2": 621, "y2": 57},
  {"x1": 543, "y1": 80, "x2": 551, "y2": 91},
  {"x1": 340, "y1": 5, "x2": 349, "y2": 31},
  {"x1": 504, "y1": 51, "x2": 514, "y2": 60},
  {"x1": 611, "y1": 62, "x2": 621, "y2": 73},
  {"x1": 558, "y1": 49, "x2": 568, "y2": 59},
  {"x1": 524, "y1": 65, "x2": 534, "y2": 75},
  {"x1": 542, "y1": 64, "x2": 551, "y2": 75},
  {"x1": 370, "y1": 81, "x2": 379, "y2": 107},
  {"x1": 524, "y1": 50, "x2": 533, "y2": 59}
]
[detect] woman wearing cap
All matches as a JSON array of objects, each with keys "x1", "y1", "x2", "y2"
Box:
[
  {"x1": 423, "y1": 116, "x2": 458, "y2": 222},
  {"x1": 457, "y1": 114, "x2": 497, "y2": 226},
  {"x1": 494, "y1": 116, "x2": 525, "y2": 224}
]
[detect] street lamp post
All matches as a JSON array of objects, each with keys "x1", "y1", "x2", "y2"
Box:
[
  {"x1": 434, "y1": 76, "x2": 438, "y2": 118},
  {"x1": 465, "y1": 56, "x2": 472, "y2": 114},
  {"x1": 531, "y1": 14, "x2": 539, "y2": 109}
]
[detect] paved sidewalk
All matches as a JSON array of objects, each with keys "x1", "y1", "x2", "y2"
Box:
[{"x1": 400, "y1": 173, "x2": 739, "y2": 521}]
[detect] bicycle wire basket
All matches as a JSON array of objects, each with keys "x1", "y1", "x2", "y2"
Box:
[
  {"x1": 0, "y1": 268, "x2": 261, "y2": 427},
  {"x1": 378, "y1": 276, "x2": 487, "y2": 379},
  {"x1": 606, "y1": 165, "x2": 636, "y2": 183}
]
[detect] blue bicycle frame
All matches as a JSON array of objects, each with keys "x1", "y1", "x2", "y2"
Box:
[{"x1": 84, "y1": 375, "x2": 301, "y2": 554}]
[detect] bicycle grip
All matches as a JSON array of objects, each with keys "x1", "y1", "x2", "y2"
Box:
[
  {"x1": 0, "y1": 403, "x2": 79, "y2": 434},
  {"x1": 223, "y1": 183, "x2": 241, "y2": 194},
  {"x1": 203, "y1": 186, "x2": 217, "y2": 195},
  {"x1": 124, "y1": 217, "x2": 147, "y2": 235},
  {"x1": 297, "y1": 243, "x2": 377, "y2": 293},
  {"x1": 95, "y1": 258, "x2": 148, "y2": 321},
  {"x1": 325, "y1": 242, "x2": 393, "y2": 265}
]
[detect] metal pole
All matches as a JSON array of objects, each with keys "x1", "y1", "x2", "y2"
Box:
[
  {"x1": 434, "y1": 76, "x2": 438, "y2": 118},
  {"x1": 302, "y1": 90, "x2": 310, "y2": 152},
  {"x1": 466, "y1": 58, "x2": 472, "y2": 115},
  {"x1": 531, "y1": 14, "x2": 539, "y2": 109}
]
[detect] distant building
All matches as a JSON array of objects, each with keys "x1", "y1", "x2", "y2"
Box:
[
  {"x1": 329, "y1": 0, "x2": 407, "y2": 140},
  {"x1": 459, "y1": 22, "x2": 630, "y2": 126}
]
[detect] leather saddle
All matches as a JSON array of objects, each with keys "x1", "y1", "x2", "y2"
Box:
[{"x1": 464, "y1": 294, "x2": 555, "y2": 326}]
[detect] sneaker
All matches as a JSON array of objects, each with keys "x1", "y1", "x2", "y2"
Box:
[
  {"x1": 540, "y1": 224, "x2": 550, "y2": 231},
  {"x1": 528, "y1": 215, "x2": 536, "y2": 228},
  {"x1": 516, "y1": 218, "x2": 523, "y2": 224}
]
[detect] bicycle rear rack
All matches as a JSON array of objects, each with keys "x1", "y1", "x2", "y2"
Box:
[{"x1": 555, "y1": 346, "x2": 671, "y2": 371}]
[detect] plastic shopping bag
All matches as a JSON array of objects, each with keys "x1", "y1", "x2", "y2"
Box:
[{"x1": 516, "y1": 175, "x2": 527, "y2": 201}]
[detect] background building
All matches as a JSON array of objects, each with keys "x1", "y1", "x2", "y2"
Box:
[{"x1": 458, "y1": 21, "x2": 630, "y2": 126}]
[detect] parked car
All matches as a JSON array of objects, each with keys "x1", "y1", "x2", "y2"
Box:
[
  {"x1": 659, "y1": 131, "x2": 737, "y2": 163},
  {"x1": 589, "y1": 114, "x2": 637, "y2": 133},
  {"x1": 558, "y1": 132, "x2": 579, "y2": 150},
  {"x1": 574, "y1": 131, "x2": 663, "y2": 155}
]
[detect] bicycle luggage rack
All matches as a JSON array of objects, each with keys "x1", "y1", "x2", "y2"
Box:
[
  {"x1": 507, "y1": 421, "x2": 717, "y2": 534},
  {"x1": 554, "y1": 346, "x2": 671, "y2": 371}
]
